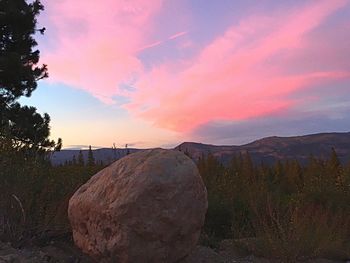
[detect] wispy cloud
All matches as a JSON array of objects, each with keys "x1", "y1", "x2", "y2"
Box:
[
  {"x1": 168, "y1": 31, "x2": 188, "y2": 40},
  {"x1": 137, "y1": 31, "x2": 188, "y2": 51},
  {"x1": 137, "y1": 40, "x2": 163, "y2": 52},
  {"x1": 125, "y1": 0, "x2": 350, "y2": 132},
  {"x1": 40, "y1": 0, "x2": 350, "y2": 138}
]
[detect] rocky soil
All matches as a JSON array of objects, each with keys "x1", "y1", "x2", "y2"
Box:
[
  {"x1": 0, "y1": 239, "x2": 93, "y2": 263},
  {"x1": 0, "y1": 239, "x2": 346, "y2": 263}
]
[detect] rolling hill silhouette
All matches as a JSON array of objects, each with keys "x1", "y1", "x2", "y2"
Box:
[{"x1": 52, "y1": 132, "x2": 350, "y2": 165}]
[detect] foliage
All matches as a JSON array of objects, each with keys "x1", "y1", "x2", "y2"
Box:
[
  {"x1": 0, "y1": 145, "x2": 104, "y2": 245},
  {"x1": 0, "y1": 0, "x2": 60, "y2": 151},
  {"x1": 0, "y1": 0, "x2": 64, "y2": 242},
  {"x1": 0, "y1": 0, "x2": 47, "y2": 101},
  {"x1": 1, "y1": 141, "x2": 349, "y2": 262},
  {"x1": 198, "y1": 151, "x2": 350, "y2": 261},
  {"x1": 78, "y1": 150, "x2": 84, "y2": 166}
]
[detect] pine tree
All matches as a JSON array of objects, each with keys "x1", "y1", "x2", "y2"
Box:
[
  {"x1": 0, "y1": 0, "x2": 61, "y2": 151},
  {"x1": 87, "y1": 145, "x2": 95, "y2": 166},
  {"x1": 283, "y1": 160, "x2": 302, "y2": 194},
  {"x1": 241, "y1": 151, "x2": 255, "y2": 183},
  {"x1": 304, "y1": 154, "x2": 322, "y2": 193},
  {"x1": 78, "y1": 150, "x2": 84, "y2": 166},
  {"x1": 327, "y1": 148, "x2": 344, "y2": 188},
  {"x1": 345, "y1": 159, "x2": 350, "y2": 192},
  {"x1": 72, "y1": 155, "x2": 77, "y2": 166}
]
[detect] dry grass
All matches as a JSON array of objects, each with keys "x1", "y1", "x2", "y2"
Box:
[{"x1": 251, "y1": 199, "x2": 350, "y2": 262}]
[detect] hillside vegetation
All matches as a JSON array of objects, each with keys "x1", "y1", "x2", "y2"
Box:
[
  {"x1": 197, "y1": 149, "x2": 350, "y2": 261},
  {"x1": 1, "y1": 141, "x2": 350, "y2": 261}
]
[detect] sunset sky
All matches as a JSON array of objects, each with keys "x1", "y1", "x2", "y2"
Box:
[{"x1": 21, "y1": 0, "x2": 350, "y2": 149}]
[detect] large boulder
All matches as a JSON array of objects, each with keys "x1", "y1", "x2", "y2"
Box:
[{"x1": 68, "y1": 148, "x2": 208, "y2": 263}]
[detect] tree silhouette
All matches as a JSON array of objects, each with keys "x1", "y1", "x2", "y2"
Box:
[
  {"x1": 72, "y1": 155, "x2": 77, "y2": 166},
  {"x1": 327, "y1": 147, "x2": 344, "y2": 188},
  {"x1": 0, "y1": 0, "x2": 60, "y2": 151},
  {"x1": 87, "y1": 145, "x2": 95, "y2": 166},
  {"x1": 78, "y1": 150, "x2": 84, "y2": 166}
]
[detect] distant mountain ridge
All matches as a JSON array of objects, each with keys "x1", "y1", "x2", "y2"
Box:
[
  {"x1": 51, "y1": 132, "x2": 350, "y2": 166},
  {"x1": 175, "y1": 132, "x2": 350, "y2": 164}
]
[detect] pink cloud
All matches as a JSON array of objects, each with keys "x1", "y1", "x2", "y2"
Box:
[
  {"x1": 40, "y1": 0, "x2": 350, "y2": 133},
  {"x1": 41, "y1": 0, "x2": 163, "y2": 103},
  {"x1": 125, "y1": 0, "x2": 350, "y2": 131}
]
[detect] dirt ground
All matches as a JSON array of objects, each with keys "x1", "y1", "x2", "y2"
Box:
[{"x1": 0, "y1": 239, "x2": 347, "y2": 263}]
